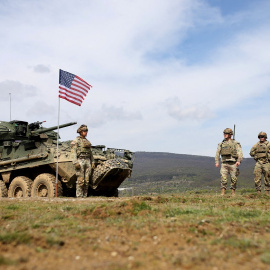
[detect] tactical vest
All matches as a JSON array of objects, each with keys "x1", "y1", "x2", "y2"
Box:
[
  {"x1": 76, "y1": 137, "x2": 92, "y2": 158},
  {"x1": 255, "y1": 143, "x2": 268, "y2": 159},
  {"x1": 220, "y1": 141, "x2": 238, "y2": 158}
]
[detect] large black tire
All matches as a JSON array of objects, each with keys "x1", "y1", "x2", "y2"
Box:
[
  {"x1": 8, "y1": 176, "x2": 32, "y2": 198},
  {"x1": 31, "y1": 173, "x2": 63, "y2": 198},
  {"x1": 0, "y1": 180, "x2": 8, "y2": 197}
]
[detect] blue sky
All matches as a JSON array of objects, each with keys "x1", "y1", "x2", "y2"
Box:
[{"x1": 0, "y1": 0, "x2": 270, "y2": 158}]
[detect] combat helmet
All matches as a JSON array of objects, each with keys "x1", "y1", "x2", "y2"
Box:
[
  {"x1": 223, "y1": 128, "x2": 233, "y2": 135},
  {"x1": 77, "y1": 124, "x2": 88, "y2": 133},
  {"x1": 258, "y1": 131, "x2": 267, "y2": 139}
]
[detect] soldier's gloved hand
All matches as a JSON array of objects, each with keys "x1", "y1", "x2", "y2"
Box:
[
  {"x1": 91, "y1": 163, "x2": 95, "y2": 169},
  {"x1": 74, "y1": 163, "x2": 81, "y2": 170}
]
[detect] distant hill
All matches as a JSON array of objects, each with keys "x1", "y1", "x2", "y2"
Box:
[{"x1": 121, "y1": 152, "x2": 256, "y2": 194}]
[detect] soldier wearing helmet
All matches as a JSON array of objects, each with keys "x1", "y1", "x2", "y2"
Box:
[
  {"x1": 250, "y1": 131, "x2": 270, "y2": 195},
  {"x1": 215, "y1": 128, "x2": 243, "y2": 196},
  {"x1": 71, "y1": 124, "x2": 95, "y2": 198}
]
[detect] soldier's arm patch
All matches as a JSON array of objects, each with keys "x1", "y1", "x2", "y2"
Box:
[{"x1": 71, "y1": 139, "x2": 77, "y2": 145}]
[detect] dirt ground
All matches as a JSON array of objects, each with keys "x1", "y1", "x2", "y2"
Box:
[{"x1": 0, "y1": 194, "x2": 270, "y2": 270}]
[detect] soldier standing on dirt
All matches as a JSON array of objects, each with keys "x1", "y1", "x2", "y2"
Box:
[
  {"x1": 249, "y1": 132, "x2": 270, "y2": 195},
  {"x1": 71, "y1": 124, "x2": 95, "y2": 198},
  {"x1": 215, "y1": 128, "x2": 243, "y2": 196}
]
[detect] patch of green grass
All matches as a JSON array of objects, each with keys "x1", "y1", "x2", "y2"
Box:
[
  {"x1": 232, "y1": 209, "x2": 261, "y2": 218},
  {"x1": 261, "y1": 252, "x2": 270, "y2": 264},
  {"x1": 45, "y1": 227, "x2": 56, "y2": 233},
  {"x1": 1, "y1": 214, "x2": 15, "y2": 220},
  {"x1": 0, "y1": 255, "x2": 17, "y2": 266},
  {"x1": 61, "y1": 206, "x2": 73, "y2": 212},
  {"x1": 35, "y1": 247, "x2": 47, "y2": 253},
  {"x1": 165, "y1": 208, "x2": 200, "y2": 217},
  {"x1": 4, "y1": 204, "x2": 20, "y2": 210},
  {"x1": 132, "y1": 201, "x2": 151, "y2": 215},
  {"x1": 212, "y1": 237, "x2": 258, "y2": 251},
  {"x1": 239, "y1": 188, "x2": 255, "y2": 195},
  {"x1": 32, "y1": 223, "x2": 41, "y2": 229},
  {"x1": 76, "y1": 225, "x2": 95, "y2": 233},
  {"x1": 188, "y1": 226, "x2": 197, "y2": 233},
  {"x1": 193, "y1": 189, "x2": 213, "y2": 194},
  {"x1": 225, "y1": 237, "x2": 256, "y2": 251},
  {"x1": 81, "y1": 206, "x2": 96, "y2": 216},
  {"x1": 46, "y1": 237, "x2": 65, "y2": 247},
  {"x1": 0, "y1": 232, "x2": 32, "y2": 244},
  {"x1": 52, "y1": 214, "x2": 65, "y2": 220}
]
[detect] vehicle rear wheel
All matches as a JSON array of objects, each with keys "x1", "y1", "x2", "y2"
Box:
[
  {"x1": 8, "y1": 176, "x2": 32, "y2": 198},
  {"x1": 0, "y1": 180, "x2": 8, "y2": 197},
  {"x1": 31, "y1": 173, "x2": 62, "y2": 198}
]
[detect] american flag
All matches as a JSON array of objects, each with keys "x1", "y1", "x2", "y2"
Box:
[{"x1": 59, "y1": 69, "x2": 92, "y2": 106}]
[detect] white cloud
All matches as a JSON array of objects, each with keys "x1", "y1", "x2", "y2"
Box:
[
  {"x1": 101, "y1": 104, "x2": 142, "y2": 120},
  {"x1": 0, "y1": 81, "x2": 37, "y2": 101},
  {"x1": 32, "y1": 65, "x2": 51, "y2": 73},
  {"x1": 82, "y1": 104, "x2": 143, "y2": 128},
  {"x1": 26, "y1": 101, "x2": 55, "y2": 117},
  {"x1": 164, "y1": 97, "x2": 215, "y2": 120},
  {"x1": 0, "y1": 0, "x2": 270, "y2": 157}
]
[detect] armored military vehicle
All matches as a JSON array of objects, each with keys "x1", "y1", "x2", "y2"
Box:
[{"x1": 0, "y1": 120, "x2": 134, "y2": 198}]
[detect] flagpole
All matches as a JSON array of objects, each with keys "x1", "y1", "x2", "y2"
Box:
[
  {"x1": 57, "y1": 69, "x2": 92, "y2": 198},
  {"x1": 56, "y1": 96, "x2": 60, "y2": 197}
]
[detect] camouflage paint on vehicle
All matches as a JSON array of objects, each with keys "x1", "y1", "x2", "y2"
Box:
[{"x1": 0, "y1": 120, "x2": 134, "y2": 198}]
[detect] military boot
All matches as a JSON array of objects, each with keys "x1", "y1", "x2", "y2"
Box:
[
  {"x1": 257, "y1": 190, "x2": 261, "y2": 195},
  {"x1": 231, "y1": 189, "x2": 236, "y2": 196},
  {"x1": 221, "y1": 188, "x2": 225, "y2": 196}
]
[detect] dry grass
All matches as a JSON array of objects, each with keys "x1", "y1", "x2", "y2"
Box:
[{"x1": 0, "y1": 191, "x2": 270, "y2": 269}]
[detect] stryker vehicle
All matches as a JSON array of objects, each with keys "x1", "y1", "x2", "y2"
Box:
[{"x1": 0, "y1": 120, "x2": 134, "y2": 198}]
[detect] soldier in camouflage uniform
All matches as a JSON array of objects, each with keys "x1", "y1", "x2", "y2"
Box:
[
  {"x1": 71, "y1": 124, "x2": 94, "y2": 198},
  {"x1": 215, "y1": 128, "x2": 243, "y2": 196},
  {"x1": 249, "y1": 132, "x2": 270, "y2": 195}
]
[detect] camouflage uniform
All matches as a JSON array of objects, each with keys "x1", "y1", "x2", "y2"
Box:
[
  {"x1": 124, "y1": 150, "x2": 134, "y2": 169},
  {"x1": 71, "y1": 128, "x2": 94, "y2": 198},
  {"x1": 250, "y1": 140, "x2": 270, "y2": 191},
  {"x1": 215, "y1": 139, "x2": 243, "y2": 190}
]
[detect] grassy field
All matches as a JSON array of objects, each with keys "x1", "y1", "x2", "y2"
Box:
[{"x1": 0, "y1": 190, "x2": 270, "y2": 270}]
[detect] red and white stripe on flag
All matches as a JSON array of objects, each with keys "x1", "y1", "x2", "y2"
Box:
[{"x1": 59, "y1": 69, "x2": 92, "y2": 106}]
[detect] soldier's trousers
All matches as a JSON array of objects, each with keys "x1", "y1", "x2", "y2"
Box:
[
  {"x1": 253, "y1": 162, "x2": 270, "y2": 191},
  {"x1": 220, "y1": 162, "x2": 239, "y2": 190},
  {"x1": 75, "y1": 158, "x2": 91, "y2": 197}
]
